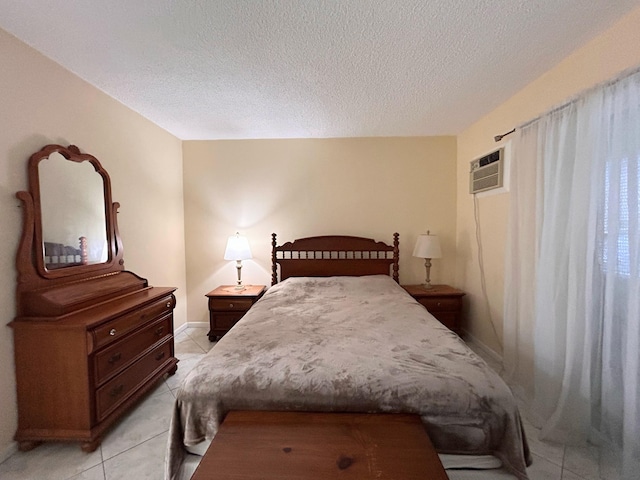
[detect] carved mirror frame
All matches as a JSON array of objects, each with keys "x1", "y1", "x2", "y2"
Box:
[{"x1": 16, "y1": 145, "x2": 124, "y2": 295}]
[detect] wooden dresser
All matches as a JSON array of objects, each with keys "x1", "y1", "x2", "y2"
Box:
[
  {"x1": 11, "y1": 274, "x2": 177, "y2": 452},
  {"x1": 11, "y1": 144, "x2": 178, "y2": 452}
]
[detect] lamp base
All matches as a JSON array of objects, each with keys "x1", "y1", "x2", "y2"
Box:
[
  {"x1": 422, "y1": 258, "x2": 434, "y2": 290},
  {"x1": 234, "y1": 261, "x2": 246, "y2": 291}
]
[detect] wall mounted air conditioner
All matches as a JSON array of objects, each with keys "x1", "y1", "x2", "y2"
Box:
[{"x1": 469, "y1": 144, "x2": 510, "y2": 195}]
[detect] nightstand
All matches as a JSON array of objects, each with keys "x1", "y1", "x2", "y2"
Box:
[
  {"x1": 205, "y1": 285, "x2": 266, "y2": 341},
  {"x1": 402, "y1": 284, "x2": 465, "y2": 335}
]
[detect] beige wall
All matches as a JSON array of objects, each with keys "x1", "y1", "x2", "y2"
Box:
[
  {"x1": 455, "y1": 6, "x2": 640, "y2": 354},
  {"x1": 183, "y1": 137, "x2": 457, "y2": 325},
  {"x1": 0, "y1": 29, "x2": 187, "y2": 460}
]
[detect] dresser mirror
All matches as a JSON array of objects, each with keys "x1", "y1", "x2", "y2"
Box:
[
  {"x1": 16, "y1": 144, "x2": 124, "y2": 288},
  {"x1": 39, "y1": 151, "x2": 108, "y2": 270}
]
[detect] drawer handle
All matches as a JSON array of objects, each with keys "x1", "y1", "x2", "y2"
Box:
[
  {"x1": 109, "y1": 328, "x2": 117, "y2": 336},
  {"x1": 108, "y1": 353, "x2": 122, "y2": 364},
  {"x1": 437, "y1": 302, "x2": 442, "y2": 307},
  {"x1": 166, "y1": 301, "x2": 171, "y2": 308},
  {"x1": 110, "y1": 384, "x2": 124, "y2": 398},
  {"x1": 229, "y1": 303, "x2": 234, "y2": 308},
  {"x1": 155, "y1": 351, "x2": 166, "y2": 361},
  {"x1": 155, "y1": 326, "x2": 165, "y2": 336}
]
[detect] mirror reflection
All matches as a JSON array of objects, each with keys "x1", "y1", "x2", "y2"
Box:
[{"x1": 39, "y1": 152, "x2": 109, "y2": 270}]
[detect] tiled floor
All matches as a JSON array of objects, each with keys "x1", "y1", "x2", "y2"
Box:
[{"x1": 0, "y1": 325, "x2": 606, "y2": 480}]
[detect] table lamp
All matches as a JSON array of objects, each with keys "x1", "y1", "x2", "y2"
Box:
[
  {"x1": 412, "y1": 231, "x2": 442, "y2": 289},
  {"x1": 224, "y1": 232, "x2": 252, "y2": 290}
]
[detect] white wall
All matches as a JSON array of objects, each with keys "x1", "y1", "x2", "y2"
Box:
[{"x1": 0, "y1": 28, "x2": 187, "y2": 461}]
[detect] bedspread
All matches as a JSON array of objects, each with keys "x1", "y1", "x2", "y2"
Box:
[{"x1": 166, "y1": 275, "x2": 530, "y2": 479}]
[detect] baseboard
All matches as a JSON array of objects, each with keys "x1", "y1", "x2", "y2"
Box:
[
  {"x1": 185, "y1": 321, "x2": 209, "y2": 329},
  {"x1": 174, "y1": 322, "x2": 188, "y2": 335},
  {"x1": 462, "y1": 329, "x2": 503, "y2": 365},
  {"x1": 0, "y1": 441, "x2": 17, "y2": 465},
  {"x1": 174, "y1": 321, "x2": 209, "y2": 335}
]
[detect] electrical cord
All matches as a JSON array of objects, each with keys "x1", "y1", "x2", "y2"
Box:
[{"x1": 473, "y1": 193, "x2": 503, "y2": 352}]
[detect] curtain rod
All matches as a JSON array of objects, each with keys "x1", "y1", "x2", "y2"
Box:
[
  {"x1": 494, "y1": 128, "x2": 515, "y2": 142},
  {"x1": 492, "y1": 62, "x2": 640, "y2": 142}
]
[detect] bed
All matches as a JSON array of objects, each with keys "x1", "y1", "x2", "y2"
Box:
[{"x1": 166, "y1": 234, "x2": 531, "y2": 480}]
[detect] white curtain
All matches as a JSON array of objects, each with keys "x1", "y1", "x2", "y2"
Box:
[{"x1": 504, "y1": 68, "x2": 640, "y2": 479}]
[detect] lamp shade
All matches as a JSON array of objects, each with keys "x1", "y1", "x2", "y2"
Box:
[
  {"x1": 412, "y1": 233, "x2": 442, "y2": 259},
  {"x1": 223, "y1": 233, "x2": 252, "y2": 261}
]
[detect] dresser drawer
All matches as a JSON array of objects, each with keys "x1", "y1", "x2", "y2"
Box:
[
  {"x1": 93, "y1": 295, "x2": 175, "y2": 349},
  {"x1": 208, "y1": 298, "x2": 253, "y2": 312},
  {"x1": 211, "y1": 313, "x2": 245, "y2": 330},
  {"x1": 94, "y1": 314, "x2": 173, "y2": 385},
  {"x1": 417, "y1": 297, "x2": 461, "y2": 312},
  {"x1": 95, "y1": 340, "x2": 173, "y2": 421}
]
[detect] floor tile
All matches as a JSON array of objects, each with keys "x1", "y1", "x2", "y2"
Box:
[
  {"x1": 526, "y1": 452, "x2": 563, "y2": 480},
  {"x1": 0, "y1": 442, "x2": 102, "y2": 480},
  {"x1": 522, "y1": 420, "x2": 565, "y2": 467},
  {"x1": 150, "y1": 379, "x2": 172, "y2": 398},
  {"x1": 69, "y1": 464, "x2": 106, "y2": 480},
  {"x1": 598, "y1": 446, "x2": 622, "y2": 480},
  {"x1": 179, "y1": 454, "x2": 202, "y2": 480},
  {"x1": 185, "y1": 327, "x2": 214, "y2": 353},
  {"x1": 103, "y1": 432, "x2": 167, "y2": 480},
  {"x1": 101, "y1": 389, "x2": 175, "y2": 460},
  {"x1": 185, "y1": 326, "x2": 208, "y2": 337},
  {"x1": 563, "y1": 443, "x2": 601, "y2": 480},
  {"x1": 175, "y1": 334, "x2": 206, "y2": 356},
  {"x1": 174, "y1": 330, "x2": 191, "y2": 343},
  {"x1": 561, "y1": 468, "x2": 587, "y2": 480},
  {"x1": 165, "y1": 352, "x2": 205, "y2": 391}
]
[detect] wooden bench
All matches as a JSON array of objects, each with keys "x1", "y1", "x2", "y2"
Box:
[{"x1": 191, "y1": 411, "x2": 449, "y2": 479}]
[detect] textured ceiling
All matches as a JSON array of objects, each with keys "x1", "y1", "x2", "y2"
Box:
[{"x1": 1, "y1": 1, "x2": 639, "y2": 140}]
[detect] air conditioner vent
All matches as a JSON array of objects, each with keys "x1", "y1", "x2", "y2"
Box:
[{"x1": 470, "y1": 148, "x2": 504, "y2": 194}]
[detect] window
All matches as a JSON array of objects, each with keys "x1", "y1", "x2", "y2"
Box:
[{"x1": 601, "y1": 154, "x2": 640, "y2": 277}]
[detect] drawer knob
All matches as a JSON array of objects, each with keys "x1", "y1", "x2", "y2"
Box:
[
  {"x1": 108, "y1": 353, "x2": 122, "y2": 364},
  {"x1": 155, "y1": 326, "x2": 165, "y2": 336},
  {"x1": 437, "y1": 302, "x2": 442, "y2": 307},
  {"x1": 110, "y1": 384, "x2": 124, "y2": 398},
  {"x1": 109, "y1": 328, "x2": 117, "y2": 336},
  {"x1": 229, "y1": 303, "x2": 234, "y2": 308},
  {"x1": 166, "y1": 301, "x2": 171, "y2": 308},
  {"x1": 155, "y1": 351, "x2": 166, "y2": 361}
]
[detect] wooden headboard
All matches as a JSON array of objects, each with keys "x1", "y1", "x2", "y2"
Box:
[
  {"x1": 271, "y1": 233, "x2": 399, "y2": 286},
  {"x1": 43, "y1": 236, "x2": 88, "y2": 270}
]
